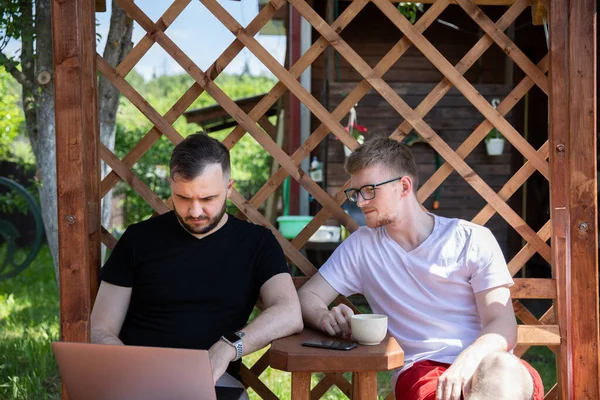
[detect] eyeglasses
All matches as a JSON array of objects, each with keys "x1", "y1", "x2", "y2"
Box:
[{"x1": 344, "y1": 177, "x2": 403, "y2": 203}]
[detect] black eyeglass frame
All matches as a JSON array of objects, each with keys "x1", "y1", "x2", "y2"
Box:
[{"x1": 344, "y1": 176, "x2": 403, "y2": 203}]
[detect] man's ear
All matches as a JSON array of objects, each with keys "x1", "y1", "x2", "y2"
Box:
[
  {"x1": 400, "y1": 176, "x2": 413, "y2": 198},
  {"x1": 226, "y1": 179, "x2": 235, "y2": 197}
]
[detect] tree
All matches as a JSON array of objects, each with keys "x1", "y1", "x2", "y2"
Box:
[
  {"x1": 0, "y1": 0, "x2": 133, "y2": 281},
  {"x1": 0, "y1": 65, "x2": 24, "y2": 159}
]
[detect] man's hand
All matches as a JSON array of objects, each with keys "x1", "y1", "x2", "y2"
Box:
[
  {"x1": 318, "y1": 304, "x2": 354, "y2": 338},
  {"x1": 208, "y1": 340, "x2": 237, "y2": 384},
  {"x1": 435, "y1": 350, "x2": 481, "y2": 400}
]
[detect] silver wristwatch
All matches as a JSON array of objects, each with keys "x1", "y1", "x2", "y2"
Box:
[{"x1": 220, "y1": 331, "x2": 245, "y2": 361}]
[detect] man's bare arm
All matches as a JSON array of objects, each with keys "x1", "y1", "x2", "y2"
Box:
[
  {"x1": 239, "y1": 272, "x2": 304, "y2": 352},
  {"x1": 90, "y1": 281, "x2": 132, "y2": 345},
  {"x1": 298, "y1": 273, "x2": 353, "y2": 337},
  {"x1": 208, "y1": 272, "x2": 303, "y2": 382}
]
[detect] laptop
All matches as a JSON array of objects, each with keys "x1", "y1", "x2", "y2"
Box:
[{"x1": 52, "y1": 341, "x2": 246, "y2": 400}]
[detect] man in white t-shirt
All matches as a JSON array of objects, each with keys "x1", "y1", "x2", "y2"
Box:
[{"x1": 298, "y1": 138, "x2": 543, "y2": 400}]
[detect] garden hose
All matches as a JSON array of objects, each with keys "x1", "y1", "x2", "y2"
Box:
[{"x1": 0, "y1": 177, "x2": 43, "y2": 280}]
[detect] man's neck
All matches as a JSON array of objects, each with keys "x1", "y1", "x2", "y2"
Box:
[{"x1": 384, "y1": 203, "x2": 434, "y2": 252}]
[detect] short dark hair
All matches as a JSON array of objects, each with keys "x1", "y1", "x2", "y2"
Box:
[
  {"x1": 345, "y1": 138, "x2": 419, "y2": 191},
  {"x1": 169, "y1": 132, "x2": 231, "y2": 181}
]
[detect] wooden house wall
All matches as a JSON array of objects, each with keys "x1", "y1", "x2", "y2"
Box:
[
  {"x1": 306, "y1": 3, "x2": 520, "y2": 255},
  {"x1": 309, "y1": 3, "x2": 511, "y2": 97}
]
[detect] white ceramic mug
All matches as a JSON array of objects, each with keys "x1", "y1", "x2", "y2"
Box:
[{"x1": 350, "y1": 314, "x2": 388, "y2": 345}]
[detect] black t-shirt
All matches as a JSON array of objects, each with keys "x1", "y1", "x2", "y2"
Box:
[{"x1": 100, "y1": 212, "x2": 289, "y2": 377}]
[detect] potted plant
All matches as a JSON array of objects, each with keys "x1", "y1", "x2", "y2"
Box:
[
  {"x1": 343, "y1": 106, "x2": 368, "y2": 157},
  {"x1": 485, "y1": 127, "x2": 505, "y2": 156},
  {"x1": 343, "y1": 123, "x2": 368, "y2": 157}
]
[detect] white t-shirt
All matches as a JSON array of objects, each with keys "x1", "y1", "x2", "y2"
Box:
[{"x1": 320, "y1": 214, "x2": 513, "y2": 367}]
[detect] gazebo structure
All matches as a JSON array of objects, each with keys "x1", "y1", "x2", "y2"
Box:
[{"x1": 52, "y1": 0, "x2": 597, "y2": 398}]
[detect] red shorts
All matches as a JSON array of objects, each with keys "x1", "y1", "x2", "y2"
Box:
[{"x1": 394, "y1": 359, "x2": 544, "y2": 400}]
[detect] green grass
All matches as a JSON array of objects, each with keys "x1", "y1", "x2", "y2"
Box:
[
  {"x1": 0, "y1": 245, "x2": 557, "y2": 399},
  {"x1": 522, "y1": 346, "x2": 557, "y2": 394},
  {"x1": 0, "y1": 246, "x2": 60, "y2": 400}
]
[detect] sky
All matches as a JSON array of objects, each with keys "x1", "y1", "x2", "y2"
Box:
[
  {"x1": 97, "y1": 0, "x2": 286, "y2": 80},
  {"x1": 4, "y1": 0, "x2": 286, "y2": 81}
]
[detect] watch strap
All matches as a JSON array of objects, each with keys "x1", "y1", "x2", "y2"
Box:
[{"x1": 221, "y1": 331, "x2": 244, "y2": 361}]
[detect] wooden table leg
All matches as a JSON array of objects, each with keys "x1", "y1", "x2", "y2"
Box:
[
  {"x1": 352, "y1": 371, "x2": 378, "y2": 399},
  {"x1": 291, "y1": 371, "x2": 311, "y2": 400}
]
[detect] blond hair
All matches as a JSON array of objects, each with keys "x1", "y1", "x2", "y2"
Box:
[{"x1": 345, "y1": 138, "x2": 419, "y2": 191}]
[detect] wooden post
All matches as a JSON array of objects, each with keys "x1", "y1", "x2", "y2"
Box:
[
  {"x1": 548, "y1": 0, "x2": 571, "y2": 397},
  {"x1": 566, "y1": 0, "x2": 599, "y2": 397},
  {"x1": 82, "y1": 0, "x2": 101, "y2": 306},
  {"x1": 549, "y1": 0, "x2": 598, "y2": 398},
  {"x1": 288, "y1": 4, "x2": 302, "y2": 215},
  {"x1": 52, "y1": 0, "x2": 97, "y2": 370}
]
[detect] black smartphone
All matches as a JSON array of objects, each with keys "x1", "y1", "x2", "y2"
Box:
[{"x1": 301, "y1": 339, "x2": 357, "y2": 351}]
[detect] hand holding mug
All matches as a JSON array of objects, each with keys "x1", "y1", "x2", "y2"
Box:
[{"x1": 320, "y1": 304, "x2": 354, "y2": 338}]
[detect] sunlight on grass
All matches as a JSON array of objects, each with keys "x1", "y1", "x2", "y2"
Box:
[{"x1": 0, "y1": 246, "x2": 61, "y2": 400}]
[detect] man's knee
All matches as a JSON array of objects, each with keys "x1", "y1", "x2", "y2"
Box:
[
  {"x1": 478, "y1": 352, "x2": 523, "y2": 376},
  {"x1": 468, "y1": 352, "x2": 534, "y2": 400}
]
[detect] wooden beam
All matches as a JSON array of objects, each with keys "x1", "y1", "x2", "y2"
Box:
[
  {"x1": 288, "y1": 4, "x2": 302, "y2": 215},
  {"x1": 566, "y1": 0, "x2": 599, "y2": 398},
  {"x1": 516, "y1": 325, "x2": 560, "y2": 346},
  {"x1": 95, "y1": 0, "x2": 106, "y2": 12},
  {"x1": 83, "y1": 0, "x2": 101, "y2": 308},
  {"x1": 53, "y1": 8, "x2": 96, "y2": 398},
  {"x1": 53, "y1": 0, "x2": 95, "y2": 339},
  {"x1": 549, "y1": 0, "x2": 573, "y2": 396},
  {"x1": 550, "y1": 0, "x2": 599, "y2": 397},
  {"x1": 511, "y1": 278, "x2": 556, "y2": 299}
]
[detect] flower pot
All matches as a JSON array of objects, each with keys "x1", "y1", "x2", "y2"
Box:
[
  {"x1": 344, "y1": 134, "x2": 364, "y2": 157},
  {"x1": 344, "y1": 145, "x2": 352, "y2": 157},
  {"x1": 485, "y1": 138, "x2": 505, "y2": 156}
]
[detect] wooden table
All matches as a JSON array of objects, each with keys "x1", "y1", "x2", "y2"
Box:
[{"x1": 269, "y1": 329, "x2": 404, "y2": 399}]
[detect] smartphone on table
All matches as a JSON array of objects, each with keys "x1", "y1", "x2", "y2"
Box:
[{"x1": 301, "y1": 339, "x2": 357, "y2": 351}]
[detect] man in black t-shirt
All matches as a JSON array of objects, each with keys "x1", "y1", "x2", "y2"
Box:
[{"x1": 91, "y1": 133, "x2": 303, "y2": 393}]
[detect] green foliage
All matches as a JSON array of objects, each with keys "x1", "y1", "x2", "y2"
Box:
[
  {"x1": 485, "y1": 127, "x2": 504, "y2": 141},
  {"x1": 0, "y1": 0, "x2": 27, "y2": 52},
  {"x1": 0, "y1": 246, "x2": 60, "y2": 400},
  {"x1": 397, "y1": 2, "x2": 424, "y2": 24},
  {"x1": 0, "y1": 177, "x2": 39, "y2": 215},
  {"x1": 114, "y1": 72, "x2": 277, "y2": 228},
  {"x1": 0, "y1": 66, "x2": 25, "y2": 160}
]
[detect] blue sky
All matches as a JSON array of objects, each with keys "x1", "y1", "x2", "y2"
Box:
[
  {"x1": 96, "y1": 0, "x2": 286, "y2": 80},
  {"x1": 4, "y1": 0, "x2": 286, "y2": 81}
]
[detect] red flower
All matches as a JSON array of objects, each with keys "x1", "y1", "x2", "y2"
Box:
[{"x1": 339, "y1": 123, "x2": 368, "y2": 140}]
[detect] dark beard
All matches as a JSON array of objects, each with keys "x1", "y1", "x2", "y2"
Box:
[{"x1": 175, "y1": 201, "x2": 227, "y2": 235}]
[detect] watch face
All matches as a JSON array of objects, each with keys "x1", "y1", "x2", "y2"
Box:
[{"x1": 224, "y1": 332, "x2": 241, "y2": 343}]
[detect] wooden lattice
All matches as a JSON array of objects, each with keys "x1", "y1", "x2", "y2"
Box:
[
  {"x1": 99, "y1": 0, "x2": 557, "y2": 397},
  {"x1": 52, "y1": 0, "x2": 598, "y2": 398}
]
